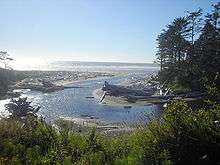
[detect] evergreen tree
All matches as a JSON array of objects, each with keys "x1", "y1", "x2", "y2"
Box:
[
  {"x1": 156, "y1": 3, "x2": 220, "y2": 97},
  {"x1": 156, "y1": 17, "x2": 190, "y2": 86},
  {"x1": 195, "y1": 3, "x2": 220, "y2": 99}
]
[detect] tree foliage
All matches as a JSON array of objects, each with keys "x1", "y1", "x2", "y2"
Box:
[
  {"x1": 156, "y1": 3, "x2": 220, "y2": 98},
  {"x1": 0, "y1": 51, "x2": 13, "y2": 69},
  {"x1": 5, "y1": 97, "x2": 40, "y2": 119}
]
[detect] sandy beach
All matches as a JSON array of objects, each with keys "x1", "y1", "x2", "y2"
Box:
[{"x1": 54, "y1": 116, "x2": 135, "y2": 138}]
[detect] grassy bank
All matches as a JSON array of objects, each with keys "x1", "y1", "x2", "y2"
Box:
[{"x1": 0, "y1": 101, "x2": 220, "y2": 165}]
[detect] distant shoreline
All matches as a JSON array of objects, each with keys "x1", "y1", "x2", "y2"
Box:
[{"x1": 11, "y1": 70, "x2": 115, "y2": 93}]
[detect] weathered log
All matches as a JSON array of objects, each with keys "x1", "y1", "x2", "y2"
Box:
[{"x1": 100, "y1": 91, "x2": 106, "y2": 102}]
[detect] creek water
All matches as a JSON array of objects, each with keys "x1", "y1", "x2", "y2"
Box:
[{"x1": 0, "y1": 62, "x2": 161, "y2": 125}]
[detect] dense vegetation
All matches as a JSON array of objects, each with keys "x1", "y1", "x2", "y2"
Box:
[
  {"x1": 1, "y1": 99, "x2": 220, "y2": 164},
  {"x1": 156, "y1": 3, "x2": 220, "y2": 100},
  {"x1": 0, "y1": 51, "x2": 28, "y2": 99},
  {"x1": 0, "y1": 68, "x2": 16, "y2": 98},
  {"x1": 0, "y1": 51, "x2": 15, "y2": 98},
  {"x1": 0, "y1": 68, "x2": 26, "y2": 99}
]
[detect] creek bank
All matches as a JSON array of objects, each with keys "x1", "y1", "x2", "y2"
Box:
[
  {"x1": 9, "y1": 71, "x2": 115, "y2": 93},
  {"x1": 11, "y1": 79, "x2": 81, "y2": 93}
]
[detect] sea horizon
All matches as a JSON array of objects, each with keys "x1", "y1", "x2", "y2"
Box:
[{"x1": 12, "y1": 60, "x2": 159, "y2": 73}]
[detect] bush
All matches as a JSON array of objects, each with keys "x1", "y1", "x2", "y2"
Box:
[{"x1": 0, "y1": 101, "x2": 220, "y2": 164}]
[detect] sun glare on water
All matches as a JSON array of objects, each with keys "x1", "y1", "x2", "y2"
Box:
[{"x1": 11, "y1": 58, "x2": 51, "y2": 71}]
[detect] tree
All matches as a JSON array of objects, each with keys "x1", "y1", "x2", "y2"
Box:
[
  {"x1": 5, "y1": 97, "x2": 40, "y2": 118},
  {"x1": 206, "y1": 2, "x2": 220, "y2": 31},
  {"x1": 156, "y1": 17, "x2": 190, "y2": 86},
  {"x1": 186, "y1": 9, "x2": 203, "y2": 44},
  {"x1": 194, "y1": 3, "x2": 220, "y2": 98},
  {"x1": 0, "y1": 51, "x2": 13, "y2": 69},
  {"x1": 156, "y1": 30, "x2": 168, "y2": 71},
  {"x1": 156, "y1": 3, "x2": 220, "y2": 95}
]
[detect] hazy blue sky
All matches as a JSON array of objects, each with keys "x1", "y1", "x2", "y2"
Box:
[{"x1": 0, "y1": 0, "x2": 218, "y2": 63}]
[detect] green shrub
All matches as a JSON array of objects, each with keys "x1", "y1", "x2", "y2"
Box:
[{"x1": 0, "y1": 101, "x2": 220, "y2": 164}]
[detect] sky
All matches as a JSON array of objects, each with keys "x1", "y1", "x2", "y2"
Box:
[{"x1": 0, "y1": 0, "x2": 219, "y2": 64}]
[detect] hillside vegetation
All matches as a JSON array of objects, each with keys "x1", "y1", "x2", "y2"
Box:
[
  {"x1": 156, "y1": 3, "x2": 220, "y2": 101},
  {"x1": 0, "y1": 101, "x2": 220, "y2": 165}
]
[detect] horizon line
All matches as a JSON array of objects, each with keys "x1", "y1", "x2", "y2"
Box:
[{"x1": 50, "y1": 60, "x2": 158, "y2": 65}]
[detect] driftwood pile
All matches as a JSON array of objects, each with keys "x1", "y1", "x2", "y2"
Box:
[
  {"x1": 102, "y1": 81, "x2": 155, "y2": 97},
  {"x1": 100, "y1": 81, "x2": 204, "y2": 104}
]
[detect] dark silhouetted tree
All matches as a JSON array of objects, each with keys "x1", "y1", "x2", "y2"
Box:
[
  {"x1": 5, "y1": 97, "x2": 40, "y2": 118},
  {"x1": 0, "y1": 51, "x2": 13, "y2": 69}
]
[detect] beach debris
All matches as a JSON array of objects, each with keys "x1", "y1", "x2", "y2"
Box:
[
  {"x1": 163, "y1": 103, "x2": 168, "y2": 108},
  {"x1": 85, "y1": 96, "x2": 95, "y2": 99},
  {"x1": 100, "y1": 91, "x2": 107, "y2": 102},
  {"x1": 102, "y1": 81, "x2": 154, "y2": 97},
  {"x1": 124, "y1": 106, "x2": 132, "y2": 109},
  {"x1": 125, "y1": 96, "x2": 137, "y2": 103},
  {"x1": 80, "y1": 114, "x2": 98, "y2": 119},
  {"x1": 40, "y1": 79, "x2": 55, "y2": 88}
]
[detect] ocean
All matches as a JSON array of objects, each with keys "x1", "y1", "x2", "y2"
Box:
[{"x1": 13, "y1": 61, "x2": 159, "y2": 73}]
